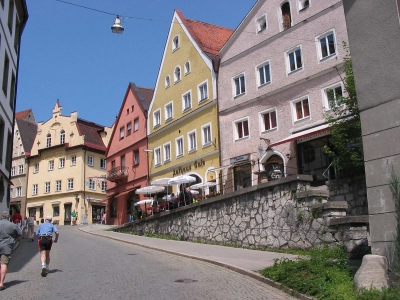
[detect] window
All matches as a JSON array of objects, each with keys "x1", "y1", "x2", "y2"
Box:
[
  {"x1": 317, "y1": 31, "x2": 336, "y2": 60},
  {"x1": 18, "y1": 164, "x2": 23, "y2": 174},
  {"x1": 298, "y1": 0, "x2": 309, "y2": 11},
  {"x1": 56, "y1": 180, "x2": 61, "y2": 192},
  {"x1": 165, "y1": 76, "x2": 170, "y2": 88},
  {"x1": 10, "y1": 187, "x2": 13, "y2": 198},
  {"x1": 33, "y1": 163, "x2": 39, "y2": 174},
  {"x1": 126, "y1": 122, "x2": 132, "y2": 136},
  {"x1": 153, "y1": 110, "x2": 161, "y2": 128},
  {"x1": 202, "y1": 124, "x2": 212, "y2": 146},
  {"x1": 163, "y1": 143, "x2": 171, "y2": 162},
  {"x1": 174, "y1": 66, "x2": 181, "y2": 83},
  {"x1": 183, "y1": 91, "x2": 192, "y2": 111},
  {"x1": 46, "y1": 134, "x2": 51, "y2": 147},
  {"x1": 71, "y1": 155, "x2": 76, "y2": 166},
  {"x1": 176, "y1": 137, "x2": 184, "y2": 158},
  {"x1": 14, "y1": 16, "x2": 20, "y2": 51},
  {"x1": 134, "y1": 118, "x2": 139, "y2": 131},
  {"x1": 261, "y1": 109, "x2": 277, "y2": 132},
  {"x1": 111, "y1": 160, "x2": 115, "y2": 169},
  {"x1": 281, "y1": 2, "x2": 292, "y2": 30},
  {"x1": 121, "y1": 155, "x2": 125, "y2": 167},
  {"x1": 101, "y1": 181, "x2": 107, "y2": 192},
  {"x1": 45, "y1": 182, "x2": 50, "y2": 194},
  {"x1": 172, "y1": 35, "x2": 179, "y2": 51},
  {"x1": 235, "y1": 119, "x2": 249, "y2": 140},
  {"x1": 120, "y1": 127, "x2": 125, "y2": 139},
  {"x1": 323, "y1": 83, "x2": 343, "y2": 110},
  {"x1": 67, "y1": 178, "x2": 74, "y2": 190},
  {"x1": 133, "y1": 150, "x2": 139, "y2": 165},
  {"x1": 32, "y1": 184, "x2": 38, "y2": 195},
  {"x1": 198, "y1": 81, "x2": 208, "y2": 102},
  {"x1": 16, "y1": 186, "x2": 21, "y2": 197},
  {"x1": 287, "y1": 46, "x2": 303, "y2": 73},
  {"x1": 0, "y1": 0, "x2": 4, "y2": 8},
  {"x1": 48, "y1": 160, "x2": 54, "y2": 171},
  {"x1": 257, "y1": 61, "x2": 271, "y2": 87},
  {"x1": 154, "y1": 147, "x2": 161, "y2": 166},
  {"x1": 184, "y1": 61, "x2": 191, "y2": 74},
  {"x1": 256, "y1": 14, "x2": 267, "y2": 32},
  {"x1": 292, "y1": 97, "x2": 310, "y2": 121},
  {"x1": 233, "y1": 74, "x2": 246, "y2": 97},
  {"x1": 87, "y1": 155, "x2": 94, "y2": 166},
  {"x1": 165, "y1": 102, "x2": 173, "y2": 121},
  {"x1": 89, "y1": 179, "x2": 96, "y2": 190},
  {"x1": 188, "y1": 131, "x2": 197, "y2": 152},
  {"x1": 2, "y1": 52, "x2": 9, "y2": 96},
  {"x1": 60, "y1": 130, "x2": 65, "y2": 144},
  {"x1": 0, "y1": 117, "x2": 4, "y2": 163},
  {"x1": 5, "y1": 131, "x2": 11, "y2": 170},
  {"x1": 11, "y1": 166, "x2": 15, "y2": 176},
  {"x1": 53, "y1": 206, "x2": 59, "y2": 217},
  {"x1": 9, "y1": 71, "x2": 15, "y2": 109},
  {"x1": 7, "y1": 0, "x2": 14, "y2": 33},
  {"x1": 100, "y1": 158, "x2": 106, "y2": 169},
  {"x1": 59, "y1": 158, "x2": 65, "y2": 168}
]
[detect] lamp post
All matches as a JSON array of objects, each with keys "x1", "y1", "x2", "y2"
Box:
[{"x1": 111, "y1": 15, "x2": 124, "y2": 34}]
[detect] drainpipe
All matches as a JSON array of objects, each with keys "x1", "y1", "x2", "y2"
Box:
[
  {"x1": 214, "y1": 57, "x2": 223, "y2": 194},
  {"x1": 83, "y1": 148, "x2": 87, "y2": 224}
]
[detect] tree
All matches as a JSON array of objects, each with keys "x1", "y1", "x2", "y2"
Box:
[{"x1": 324, "y1": 42, "x2": 364, "y2": 177}]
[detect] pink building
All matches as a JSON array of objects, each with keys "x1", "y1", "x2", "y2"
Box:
[
  {"x1": 106, "y1": 83, "x2": 154, "y2": 225},
  {"x1": 218, "y1": 0, "x2": 349, "y2": 192}
]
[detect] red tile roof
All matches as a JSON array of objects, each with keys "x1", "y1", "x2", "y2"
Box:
[
  {"x1": 137, "y1": 87, "x2": 154, "y2": 108},
  {"x1": 15, "y1": 109, "x2": 31, "y2": 120},
  {"x1": 76, "y1": 119, "x2": 107, "y2": 152},
  {"x1": 176, "y1": 10, "x2": 234, "y2": 56}
]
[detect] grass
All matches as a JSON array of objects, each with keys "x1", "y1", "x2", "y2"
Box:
[{"x1": 260, "y1": 246, "x2": 400, "y2": 300}]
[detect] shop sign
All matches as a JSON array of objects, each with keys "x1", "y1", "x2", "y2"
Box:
[
  {"x1": 230, "y1": 154, "x2": 250, "y2": 164},
  {"x1": 297, "y1": 130, "x2": 329, "y2": 144},
  {"x1": 172, "y1": 159, "x2": 206, "y2": 176}
]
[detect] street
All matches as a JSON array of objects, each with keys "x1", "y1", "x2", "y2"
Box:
[{"x1": 2, "y1": 226, "x2": 292, "y2": 300}]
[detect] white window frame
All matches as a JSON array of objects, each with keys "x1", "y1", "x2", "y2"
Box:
[
  {"x1": 165, "y1": 75, "x2": 170, "y2": 88},
  {"x1": 134, "y1": 118, "x2": 139, "y2": 131},
  {"x1": 11, "y1": 166, "x2": 15, "y2": 176},
  {"x1": 45, "y1": 182, "x2": 50, "y2": 194},
  {"x1": 232, "y1": 73, "x2": 246, "y2": 97},
  {"x1": 154, "y1": 147, "x2": 162, "y2": 167},
  {"x1": 298, "y1": 0, "x2": 310, "y2": 11},
  {"x1": 133, "y1": 150, "x2": 139, "y2": 165},
  {"x1": 234, "y1": 117, "x2": 250, "y2": 141},
  {"x1": 184, "y1": 61, "x2": 191, "y2": 75},
  {"x1": 172, "y1": 35, "x2": 180, "y2": 51},
  {"x1": 59, "y1": 157, "x2": 65, "y2": 169},
  {"x1": 100, "y1": 158, "x2": 106, "y2": 169},
  {"x1": 175, "y1": 136, "x2": 184, "y2": 158},
  {"x1": 174, "y1": 66, "x2": 181, "y2": 83},
  {"x1": 259, "y1": 108, "x2": 278, "y2": 133},
  {"x1": 127, "y1": 122, "x2": 132, "y2": 136},
  {"x1": 56, "y1": 180, "x2": 61, "y2": 192},
  {"x1": 67, "y1": 178, "x2": 74, "y2": 190},
  {"x1": 101, "y1": 181, "x2": 107, "y2": 192},
  {"x1": 16, "y1": 186, "x2": 21, "y2": 197},
  {"x1": 316, "y1": 29, "x2": 337, "y2": 61},
  {"x1": 322, "y1": 82, "x2": 344, "y2": 110},
  {"x1": 33, "y1": 163, "x2": 39, "y2": 174},
  {"x1": 153, "y1": 109, "x2": 161, "y2": 128},
  {"x1": 60, "y1": 130, "x2": 65, "y2": 144},
  {"x1": 163, "y1": 142, "x2": 171, "y2": 163},
  {"x1": 279, "y1": 1, "x2": 293, "y2": 32},
  {"x1": 286, "y1": 45, "x2": 303, "y2": 74},
  {"x1": 291, "y1": 96, "x2": 311, "y2": 122},
  {"x1": 201, "y1": 123, "x2": 212, "y2": 147},
  {"x1": 256, "y1": 60, "x2": 271, "y2": 87},
  {"x1": 46, "y1": 134, "x2": 51, "y2": 148},
  {"x1": 48, "y1": 160, "x2": 54, "y2": 171},
  {"x1": 165, "y1": 102, "x2": 173, "y2": 121},
  {"x1": 256, "y1": 14, "x2": 267, "y2": 33},
  {"x1": 182, "y1": 90, "x2": 192, "y2": 112},
  {"x1": 18, "y1": 164, "x2": 24, "y2": 174},
  {"x1": 197, "y1": 80, "x2": 209, "y2": 103},
  {"x1": 89, "y1": 179, "x2": 96, "y2": 191},
  {"x1": 187, "y1": 130, "x2": 197, "y2": 152},
  {"x1": 71, "y1": 155, "x2": 76, "y2": 166},
  {"x1": 32, "y1": 184, "x2": 38, "y2": 195},
  {"x1": 120, "y1": 127, "x2": 125, "y2": 139},
  {"x1": 87, "y1": 155, "x2": 94, "y2": 167}
]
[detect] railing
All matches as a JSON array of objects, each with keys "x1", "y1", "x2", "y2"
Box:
[{"x1": 106, "y1": 166, "x2": 129, "y2": 182}]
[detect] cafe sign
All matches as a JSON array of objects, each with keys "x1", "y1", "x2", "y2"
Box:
[{"x1": 172, "y1": 159, "x2": 206, "y2": 176}]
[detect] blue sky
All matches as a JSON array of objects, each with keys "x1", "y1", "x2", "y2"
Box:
[{"x1": 16, "y1": 0, "x2": 255, "y2": 126}]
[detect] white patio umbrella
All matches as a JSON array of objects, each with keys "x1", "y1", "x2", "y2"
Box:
[
  {"x1": 190, "y1": 181, "x2": 218, "y2": 197},
  {"x1": 134, "y1": 199, "x2": 154, "y2": 206},
  {"x1": 135, "y1": 186, "x2": 165, "y2": 216},
  {"x1": 168, "y1": 175, "x2": 196, "y2": 206},
  {"x1": 151, "y1": 178, "x2": 173, "y2": 210},
  {"x1": 190, "y1": 190, "x2": 199, "y2": 195}
]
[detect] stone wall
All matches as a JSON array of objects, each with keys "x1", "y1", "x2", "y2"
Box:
[{"x1": 116, "y1": 175, "x2": 370, "y2": 257}]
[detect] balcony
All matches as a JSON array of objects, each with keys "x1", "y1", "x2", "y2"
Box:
[{"x1": 106, "y1": 166, "x2": 129, "y2": 182}]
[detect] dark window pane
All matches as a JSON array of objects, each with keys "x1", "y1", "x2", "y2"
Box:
[
  {"x1": 259, "y1": 68, "x2": 265, "y2": 85},
  {"x1": 303, "y1": 100, "x2": 310, "y2": 117},
  {"x1": 295, "y1": 49, "x2": 302, "y2": 68},
  {"x1": 271, "y1": 111, "x2": 277, "y2": 128},
  {"x1": 327, "y1": 34, "x2": 335, "y2": 55},
  {"x1": 243, "y1": 120, "x2": 249, "y2": 136},
  {"x1": 296, "y1": 101, "x2": 303, "y2": 119},
  {"x1": 320, "y1": 38, "x2": 328, "y2": 57},
  {"x1": 289, "y1": 52, "x2": 295, "y2": 71}
]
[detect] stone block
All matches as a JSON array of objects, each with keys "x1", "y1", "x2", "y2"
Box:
[
  {"x1": 367, "y1": 185, "x2": 396, "y2": 215},
  {"x1": 364, "y1": 155, "x2": 400, "y2": 188},
  {"x1": 360, "y1": 99, "x2": 400, "y2": 135},
  {"x1": 363, "y1": 126, "x2": 400, "y2": 161},
  {"x1": 354, "y1": 255, "x2": 389, "y2": 290},
  {"x1": 369, "y1": 212, "x2": 396, "y2": 243}
]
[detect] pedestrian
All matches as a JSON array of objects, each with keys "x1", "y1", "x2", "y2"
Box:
[
  {"x1": 186, "y1": 187, "x2": 193, "y2": 204},
  {"x1": 71, "y1": 210, "x2": 77, "y2": 226},
  {"x1": 35, "y1": 216, "x2": 59, "y2": 277},
  {"x1": 0, "y1": 211, "x2": 22, "y2": 290},
  {"x1": 22, "y1": 217, "x2": 28, "y2": 239},
  {"x1": 12, "y1": 210, "x2": 22, "y2": 226},
  {"x1": 101, "y1": 211, "x2": 107, "y2": 225},
  {"x1": 27, "y1": 213, "x2": 35, "y2": 242},
  {"x1": 170, "y1": 193, "x2": 176, "y2": 209}
]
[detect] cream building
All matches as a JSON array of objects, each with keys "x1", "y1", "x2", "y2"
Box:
[{"x1": 26, "y1": 101, "x2": 112, "y2": 225}]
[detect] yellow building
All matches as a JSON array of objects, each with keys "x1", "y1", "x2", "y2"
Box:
[
  {"x1": 147, "y1": 10, "x2": 233, "y2": 198},
  {"x1": 26, "y1": 101, "x2": 112, "y2": 225}
]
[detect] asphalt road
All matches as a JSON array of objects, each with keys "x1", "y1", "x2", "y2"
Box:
[{"x1": 2, "y1": 226, "x2": 293, "y2": 300}]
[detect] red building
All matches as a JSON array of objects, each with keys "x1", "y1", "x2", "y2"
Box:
[{"x1": 106, "y1": 83, "x2": 154, "y2": 225}]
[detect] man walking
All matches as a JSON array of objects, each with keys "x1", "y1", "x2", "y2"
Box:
[
  {"x1": 71, "y1": 210, "x2": 77, "y2": 226},
  {"x1": 0, "y1": 211, "x2": 22, "y2": 290},
  {"x1": 36, "y1": 216, "x2": 59, "y2": 277},
  {"x1": 27, "y1": 213, "x2": 35, "y2": 242}
]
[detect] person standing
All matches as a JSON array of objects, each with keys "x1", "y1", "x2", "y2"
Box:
[
  {"x1": 71, "y1": 210, "x2": 77, "y2": 226},
  {"x1": 22, "y1": 217, "x2": 28, "y2": 239},
  {"x1": 12, "y1": 211, "x2": 22, "y2": 227},
  {"x1": 27, "y1": 213, "x2": 35, "y2": 242},
  {"x1": 101, "y1": 211, "x2": 107, "y2": 225},
  {"x1": 35, "y1": 216, "x2": 59, "y2": 277},
  {"x1": 0, "y1": 211, "x2": 22, "y2": 290}
]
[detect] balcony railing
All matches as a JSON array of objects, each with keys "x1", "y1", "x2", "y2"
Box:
[{"x1": 106, "y1": 166, "x2": 129, "y2": 182}]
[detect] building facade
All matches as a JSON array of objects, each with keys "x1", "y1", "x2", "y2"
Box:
[
  {"x1": 0, "y1": 0, "x2": 28, "y2": 212},
  {"x1": 218, "y1": 0, "x2": 349, "y2": 192},
  {"x1": 147, "y1": 10, "x2": 233, "y2": 198},
  {"x1": 106, "y1": 83, "x2": 154, "y2": 225},
  {"x1": 10, "y1": 109, "x2": 36, "y2": 218},
  {"x1": 26, "y1": 101, "x2": 112, "y2": 225}
]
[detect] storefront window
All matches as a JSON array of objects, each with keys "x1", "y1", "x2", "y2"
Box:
[
  {"x1": 234, "y1": 163, "x2": 252, "y2": 191},
  {"x1": 127, "y1": 194, "x2": 139, "y2": 215},
  {"x1": 53, "y1": 206, "x2": 59, "y2": 217}
]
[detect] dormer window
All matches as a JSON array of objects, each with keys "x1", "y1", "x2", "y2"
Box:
[
  {"x1": 172, "y1": 35, "x2": 179, "y2": 51},
  {"x1": 46, "y1": 134, "x2": 51, "y2": 148},
  {"x1": 184, "y1": 61, "x2": 191, "y2": 74},
  {"x1": 280, "y1": 2, "x2": 292, "y2": 31},
  {"x1": 174, "y1": 66, "x2": 181, "y2": 83},
  {"x1": 60, "y1": 130, "x2": 65, "y2": 144},
  {"x1": 256, "y1": 14, "x2": 267, "y2": 33},
  {"x1": 165, "y1": 75, "x2": 170, "y2": 88}
]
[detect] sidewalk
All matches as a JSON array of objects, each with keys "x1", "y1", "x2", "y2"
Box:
[{"x1": 79, "y1": 224, "x2": 313, "y2": 300}]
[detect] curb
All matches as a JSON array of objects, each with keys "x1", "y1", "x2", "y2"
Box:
[{"x1": 79, "y1": 228, "x2": 315, "y2": 300}]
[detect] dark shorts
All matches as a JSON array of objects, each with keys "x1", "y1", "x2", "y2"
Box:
[{"x1": 38, "y1": 236, "x2": 53, "y2": 251}]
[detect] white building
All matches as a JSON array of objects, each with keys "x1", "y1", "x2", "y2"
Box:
[{"x1": 0, "y1": 0, "x2": 28, "y2": 213}]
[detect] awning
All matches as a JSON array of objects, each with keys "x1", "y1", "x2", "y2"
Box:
[
  {"x1": 27, "y1": 202, "x2": 44, "y2": 208},
  {"x1": 270, "y1": 124, "x2": 330, "y2": 147},
  {"x1": 116, "y1": 187, "x2": 137, "y2": 198}
]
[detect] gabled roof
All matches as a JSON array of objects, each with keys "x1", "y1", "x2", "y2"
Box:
[
  {"x1": 176, "y1": 10, "x2": 234, "y2": 57},
  {"x1": 15, "y1": 109, "x2": 31, "y2": 120},
  {"x1": 76, "y1": 119, "x2": 107, "y2": 152},
  {"x1": 15, "y1": 118, "x2": 37, "y2": 154}
]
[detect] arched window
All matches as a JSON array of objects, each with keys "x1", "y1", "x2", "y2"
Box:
[
  {"x1": 165, "y1": 75, "x2": 170, "y2": 88},
  {"x1": 281, "y1": 2, "x2": 292, "y2": 30},
  {"x1": 46, "y1": 134, "x2": 51, "y2": 148},
  {"x1": 184, "y1": 61, "x2": 191, "y2": 74},
  {"x1": 60, "y1": 130, "x2": 65, "y2": 144},
  {"x1": 174, "y1": 66, "x2": 181, "y2": 82}
]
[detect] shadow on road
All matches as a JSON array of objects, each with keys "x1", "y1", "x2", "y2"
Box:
[
  {"x1": 4, "y1": 280, "x2": 27, "y2": 288},
  {"x1": 47, "y1": 269, "x2": 63, "y2": 274}
]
